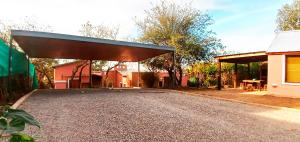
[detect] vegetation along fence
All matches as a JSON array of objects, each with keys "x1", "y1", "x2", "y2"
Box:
[{"x1": 0, "y1": 39, "x2": 38, "y2": 104}]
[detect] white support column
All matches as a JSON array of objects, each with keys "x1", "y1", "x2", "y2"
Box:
[
  {"x1": 217, "y1": 59, "x2": 221, "y2": 90},
  {"x1": 27, "y1": 55, "x2": 30, "y2": 89},
  {"x1": 138, "y1": 61, "x2": 140, "y2": 87},
  {"x1": 89, "y1": 60, "x2": 92, "y2": 88}
]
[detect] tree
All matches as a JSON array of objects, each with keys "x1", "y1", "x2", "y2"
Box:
[
  {"x1": 102, "y1": 61, "x2": 122, "y2": 87},
  {"x1": 79, "y1": 21, "x2": 116, "y2": 75},
  {"x1": 277, "y1": 0, "x2": 300, "y2": 31},
  {"x1": 79, "y1": 21, "x2": 119, "y2": 39},
  {"x1": 69, "y1": 60, "x2": 89, "y2": 88},
  {"x1": 78, "y1": 21, "x2": 121, "y2": 87},
  {"x1": 0, "y1": 18, "x2": 51, "y2": 47},
  {"x1": 136, "y1": 1, "x2": 224, "y2": 86},
  {"x1": 31, "y1": 58, "x2": 57, "y2": 88},
  {"x1": 0, "y1": 19, "x2": 56, "y2": 88}
]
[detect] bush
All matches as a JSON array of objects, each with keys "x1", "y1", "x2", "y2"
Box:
[
  {"x1": 0, "y1": 106, "x2": 40, "y2": 142},
  {"x1": 187, "y1": 77, "x2": 199, "y2": 87}
]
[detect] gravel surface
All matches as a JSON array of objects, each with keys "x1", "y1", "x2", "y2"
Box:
[{"x1": 21, "y1": 89, "x2": 300, "y2": 142}]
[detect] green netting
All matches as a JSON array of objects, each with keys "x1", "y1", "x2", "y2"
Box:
[
  {"x1": 0, "y1": 39, "x2": 38, "y2": 89},
  {"x1": 30, "y1": 63, "x2": 38, "y2": 89},
  {"x1": 0, "y1": 39, "x2": 9, "y2": 76},
  {"x1": 11, "y1": 48, "x2": 28, "y2": 75}
]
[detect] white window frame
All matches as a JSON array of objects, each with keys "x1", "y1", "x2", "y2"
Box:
[
  {"x1": 67, "y1": 77, "x2": 79, "y2": 88},
  {"x1": 282, "y1": 55, "x2": 300, "y2": 86}
]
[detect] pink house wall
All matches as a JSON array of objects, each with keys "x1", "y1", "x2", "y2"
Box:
[
  {"x1": 268, "y1": 55, "x2": 300, "y2": 98},
  {"x1": 54, "y1": 61, "x2": 90, "y2": 89},
  {"x1": 54, "y1": 82, "x2": 67, "y2": 89},
  {"x1": 54, "y1": 62, "x2": 188, "y2": 89},
  {"x1": 101, "y1": 70, "x2": 123, "y2": 88},
  {"x1": 157, "y1": 72, "x2": 188, "y2": 87},
  {"x1": 132, "y1": 72, "x2": 188, "y2": 87}
]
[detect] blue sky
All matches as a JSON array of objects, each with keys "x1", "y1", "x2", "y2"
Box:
[
  {"x1": 209, "y1": 0, "x2": 293, "y2": 52},
  {"x1": 0, "y1": 0, "x2": 294, "y2": 53}
]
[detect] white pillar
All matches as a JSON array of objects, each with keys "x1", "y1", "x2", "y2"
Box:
[{"x1": 137, "y1": 62, "x2": 140, "y2": 87}]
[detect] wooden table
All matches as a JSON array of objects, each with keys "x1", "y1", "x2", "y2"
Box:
[{"x1": 242, "y1": 80, "x2": 264, "y2": 91}]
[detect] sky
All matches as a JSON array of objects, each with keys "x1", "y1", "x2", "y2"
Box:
[{"x1": 0, "y1": 0, "x2": 294, "y2": 53}]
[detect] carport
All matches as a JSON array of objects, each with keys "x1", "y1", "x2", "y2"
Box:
[
  {"x1": 215, "y1": 51, "x2": 268, "y2": 90},
  {"x1": 9, "y1": 30, "x2": 175, "y2": 88}
]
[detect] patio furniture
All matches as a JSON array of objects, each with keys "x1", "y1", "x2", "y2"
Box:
[
  {"x1": 263, "y1": 84, "x2": 267, "y2": 91},
  {"x1": 242, "y1": 80, "x2": 264, "y2": 91},
  {"x1": 246, "y1": 84, "x2": 254, "y2": 91}
]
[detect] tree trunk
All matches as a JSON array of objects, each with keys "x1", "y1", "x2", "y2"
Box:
[
  {"x1": 43, "y1": 69, "x2": 54, "y2": 88},
  {"x1": 104, "y1": 62, "x2": 121, "y2": 87},
  {"x1": 176, "y1": 66, "x2": 183, "y2": 87},
  {"x1": 166, "y1": 68, "x2": 174, "y2": 88},
  {"x1": 35, "y1": 68, "x2": 54, "y2": 88},
  {"x1": 70, "y1": 60, "x2": 88, "y2": 88},
  {"x1": 78, "y1": 63, "x2": 88, "y2": 88}
]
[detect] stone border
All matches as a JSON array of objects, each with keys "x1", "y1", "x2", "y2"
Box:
[
  {"x1": 166, "y1": 89, "x2": 300, "y2": 113},
  {"x1": 12, "y1": 89, "x2": 37, "y2": 109}
]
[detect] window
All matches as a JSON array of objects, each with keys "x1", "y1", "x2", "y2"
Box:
[{"x1": 286, "y1": 56, "x2": 300, "y2": 83}]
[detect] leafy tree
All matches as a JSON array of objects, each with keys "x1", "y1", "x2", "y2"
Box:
[
  {"x1": 31, "y1": 58, "x2": 57, "y2": 88},
  {"x1": 277, "y1": 0, "x2": 300, "y2": 31},
  {"x1": 187, "y1": 62, "x2": 218, "y2": 87},
  {"x1": 0, "y1": 19, "x2": 51, "y2": 47},
  {"x1": 79, "y1": 21, "x2": 119, "y2": 40},
  {"x1": 136, "y1": 1, "x2": 224, "y2": 86}
]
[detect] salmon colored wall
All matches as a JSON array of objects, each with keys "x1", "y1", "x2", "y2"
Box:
[
  {"x1": 54, "y1": 62, "x2": 90, "y2": 89},
  {"x1": 268, "y1": 55, "x2": 300, "y2": 98},
  {"x1": 131, "y1": 72, "x2": 141, "y2": 87},
  {"x1": 156, "y1": 72, "x2": 188, "y2": 87},
  {"x1": 130, "y1": 72, "x2": 188, "y2": 88},
  {"x1": 54, "y1": 62, "x2": 90, "y2": 82},
  {"x1": 181, "y1": 75, "x2": 188, "y2": 87},
  {"x1": 54, "y1": 82, "x2": 67, "y2": 89},
  {"x1": 54, "y1": 62, "x2": 187, "y2": 89},
  {"x1": 115, "y1": 71, "x2": 123, "y2": 88},
  {"x1": 102, "y1": 70, "x2": 123, "y2": 88}
]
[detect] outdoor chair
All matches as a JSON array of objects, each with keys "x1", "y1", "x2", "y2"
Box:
[{"x1": 246, "y1": 84, "x2": 254, "y2": 91}]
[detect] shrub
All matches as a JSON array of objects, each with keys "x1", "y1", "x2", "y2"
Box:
[
  {"x1": 187, "y1": 77, "x2": 199, "y2": 87},
  {"x1": 0, "y1": 106, "x2": 40, "y2": 142}
]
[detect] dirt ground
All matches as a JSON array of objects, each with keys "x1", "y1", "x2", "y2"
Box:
[{"x1": 177, "y1": 88, "x2": 300, "y2": 110}]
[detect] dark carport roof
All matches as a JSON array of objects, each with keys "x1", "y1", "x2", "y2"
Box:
[
  {"x1": 11, "y1": 30, "x2": 174, "y2": 62},
  {"x1": 214, "y1": 51, "x2": 267, "y2": 63}
]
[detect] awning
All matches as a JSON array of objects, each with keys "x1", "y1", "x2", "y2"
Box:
[
  {"x1": 11, "y1": 30, "x2": 174, "y2": 62},
  {"x1": 215, "y1": 51, "x2": 267, "y2": 63}
]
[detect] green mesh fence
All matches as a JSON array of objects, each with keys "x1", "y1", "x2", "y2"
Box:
[
  {"x1": 30, "y1": 63, "x2": 39, "y2": 89},
  {"x1": 0, "y1": 39, "x2": 38, "y2": 89},
  {"x1": 0, "y1": 40, "x2": 9, "y2": 77}
]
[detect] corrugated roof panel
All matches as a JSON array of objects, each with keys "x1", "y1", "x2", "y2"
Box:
[{"x1": 267, "y1": 30, "x2": 300, "y2": 53}]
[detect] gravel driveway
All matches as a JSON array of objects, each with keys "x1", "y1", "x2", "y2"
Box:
[{"x1": 21, "y1": 89, "x2": 300, "y2": 142}]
